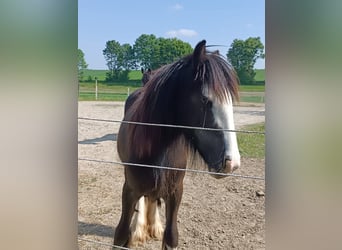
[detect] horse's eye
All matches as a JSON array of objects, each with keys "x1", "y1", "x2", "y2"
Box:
[
  {"x1": 201, "y1": 96, "x2": 208, "y2": 104},
  {"x1": 201, "y1": 96, "x2": 212, "y2": 108}
]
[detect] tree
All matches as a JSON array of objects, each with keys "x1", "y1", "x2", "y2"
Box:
[
  {"x1": 103, "y1": 40, "x2": 122, "y2": 81},
  {"x1": 227, "y1": 37, "x2": 264, "y2": 84},
  {"x1": 118, "y1": 43, "x2": 134, "y2": 80},
  {"x1": 154, "y1": 37, "x2": 192, "y2": 68},
  {"x1": 133, "y1": 34, "x2": 193, "y2": 69},
  {"x1": 102, "y1": 35, "x2": 193, "y2": 82},
  {"x1": 103, "y1": 41, "x2": 136, "y2": 81},
  {"x1": 78, "y1": 49, "x2": 88, "y2": 81},
  {"x1": 133, "y1": 34, "x2": 158, "y2": 70},
  {"x1": 120, "y1": 43, "x2": 135, "y2": 69}
]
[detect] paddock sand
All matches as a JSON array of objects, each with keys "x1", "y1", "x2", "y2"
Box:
[{"x1": 78, "y1": 101, "x2": 265, "y2": 250}]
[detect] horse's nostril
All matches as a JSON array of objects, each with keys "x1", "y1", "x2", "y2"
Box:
[
  {"x1": 225, "y1": 155, "x2": 232, "y2": 162},
  {"x1": 224, "y1": 156, "x2": 240, "y2": 174}
]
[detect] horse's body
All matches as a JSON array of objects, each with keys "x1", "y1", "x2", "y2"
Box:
[{"x1": 114, "y1": 40, "x2": 240, "y2": 249}]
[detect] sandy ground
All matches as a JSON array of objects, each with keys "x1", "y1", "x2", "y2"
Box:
[{"x1": 78, "y1": 101, "x2": 265, "y2": 250}]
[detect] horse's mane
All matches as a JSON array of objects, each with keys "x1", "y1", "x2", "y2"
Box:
[{"x1": 126, "y1": 40, "x2": 239, "y2": 159}]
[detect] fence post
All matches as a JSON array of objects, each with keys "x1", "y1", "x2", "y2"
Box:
[
  {"x1": 127, "y1": 87, "x2": 130, "y2": 97},
  {"x1": 95, "y1": 77, "x2": 98, "y2": 100}
]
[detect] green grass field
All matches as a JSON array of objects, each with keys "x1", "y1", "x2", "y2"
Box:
[
  {"x1": 79, "y1": 92, "x2": 131, "y2": 101},
  {"x1": 78, "y1": 82, "x2": 141, "y2": 101},
  {"x1": 79, "y1": 83, "x2": 265, "y2": 102},
  {"x1": 81, "y1": 69, "x2": 143, "y2": 82},
  {"x1": 237, "y1": 122, "x2": 265, "y2": 158},
  {"x1": 79, "y1": 69, "x2": 265, "y2": 102},
  {"x1": 82, "y1": 69, "x2": 265, "y2": 83},
  {"x1": 239, "y1": 85, "x2": 265, "y2": 92},
  {"x1": 254, "y1": 69, "x2": 265, "y2": 82},
  {"x1": 239, "y1": 95, "x2": 264, "y2": 103}
]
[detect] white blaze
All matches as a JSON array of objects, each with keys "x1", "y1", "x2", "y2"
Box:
[{"x1": 203, "y1": 87, "x2": 241, "y2": 169}]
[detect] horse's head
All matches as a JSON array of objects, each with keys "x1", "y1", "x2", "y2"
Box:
[
  {"x1": 177, "y1": 40, "x2": 241, "y2": 178},
  {"x1": 141, "y1": 68, "x2": 153, "y2": 86},
  {"x1": 129, "y1": 41, "x2": 240, "y2": 177}
]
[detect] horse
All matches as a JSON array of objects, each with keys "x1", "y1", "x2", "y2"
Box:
[
  {"x1": 114, "y1": 40, "x2": 241, "y2": 249},
  {"x1": 141, "y1": 68, "x2": 154, "y2": 86}
]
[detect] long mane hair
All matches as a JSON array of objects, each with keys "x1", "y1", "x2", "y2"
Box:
[{"x1": 126, "y1": 40, "x2": 239, "y2": 160}]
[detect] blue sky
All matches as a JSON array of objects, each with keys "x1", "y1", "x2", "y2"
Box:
[{"x1": 78, "y1": 0, "x2": 265, "y2": 69}]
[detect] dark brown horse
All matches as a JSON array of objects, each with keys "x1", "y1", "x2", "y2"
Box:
[
  {"x1": 141, "y1": 68, "x2": 154, "y2": 86},
  {"x1": 114, "y1": 40, "x2": 241, "y2": 249}
]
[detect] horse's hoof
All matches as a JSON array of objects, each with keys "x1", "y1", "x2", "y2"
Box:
[{"x1": 164, "y1": 244, "x2": 177, "y2": 250}]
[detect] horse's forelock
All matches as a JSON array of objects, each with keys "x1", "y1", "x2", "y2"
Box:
[{"x1": 200, "y1": 53, "x2": 239, "y2": 103}]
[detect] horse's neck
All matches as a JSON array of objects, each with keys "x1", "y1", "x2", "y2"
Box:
[{"x1": 158, "y1": 135, "x2": 188, "y2": 167}]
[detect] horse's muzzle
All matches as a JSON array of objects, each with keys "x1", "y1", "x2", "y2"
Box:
[
  {"x1": 224, "y1": 159, "x2": 239, "y2": 174},
  {"x1": 209, "y1": 157, "x2": 240, "y2": 179}
]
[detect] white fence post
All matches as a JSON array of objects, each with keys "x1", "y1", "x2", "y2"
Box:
[{"x1": 95, "y1": 77, "x2": 98, "y2": 100}]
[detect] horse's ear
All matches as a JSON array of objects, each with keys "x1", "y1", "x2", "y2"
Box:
[
  {"x1": 193, "y1": 40, "x2": 206, "y2": 69},
  {"x1": 147, "y1": 68, "x2": 152, "y2": 73}
]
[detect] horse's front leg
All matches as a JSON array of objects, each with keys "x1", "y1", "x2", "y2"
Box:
[
  {"x1": 162, "y1": 183, "x2": 184, "y2": 250},
  {"x1": 113, "y1": 182, "x2": 139, "y2": 249}
]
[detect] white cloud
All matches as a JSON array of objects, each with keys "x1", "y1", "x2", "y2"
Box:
[
  {"x1": 172, "y1": 3, "x2": 183, "y2": 10},
  {"x1": 166, "y1": 29, "x2": 198, "y2": 38}
]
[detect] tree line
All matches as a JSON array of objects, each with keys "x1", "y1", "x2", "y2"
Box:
[{"x1": 78, "y1": 34, "x2": 264, "y2": 84}]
